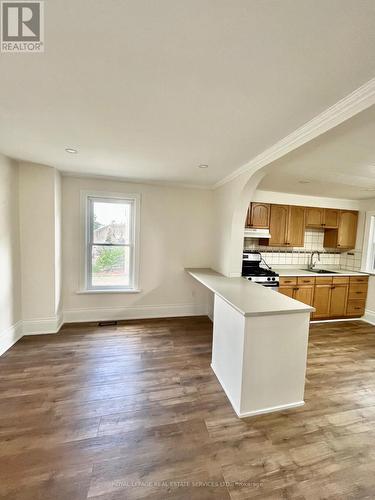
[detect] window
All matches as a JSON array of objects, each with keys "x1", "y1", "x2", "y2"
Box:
[
  {"x1": 362, "y1": 211, "x2": 375, "y2": 274},
  {"x1": 82, "y1": 192, "x2": 140, "y2": 291}
]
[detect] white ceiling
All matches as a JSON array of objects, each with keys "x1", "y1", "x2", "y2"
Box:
[
  {"x1": 258, "y1": 104, "x2": 375, "y2": 200},
  {"x1": 1, "y1": 0, "x2": 375, "y2": 186}
]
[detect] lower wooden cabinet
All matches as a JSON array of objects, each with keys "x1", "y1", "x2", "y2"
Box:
[
  {"x1": 279, "y1": 275, "x2": 368, "y2": 320},
  {"x1": 312, "y1": 282, "x2": 331, "y2": 318},
  {"x1": 329, "y1": 283, "x2": 349, "y2": 318}
]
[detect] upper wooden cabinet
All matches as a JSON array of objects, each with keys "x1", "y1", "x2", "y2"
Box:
[
  {"x1": 246, "y1": 202, "x2": 358, "y2": 250},
  {"x1": 324, "y1": 209, "x2": 339, "y2": 229},
  {"x1": 261, "y1": 204, "x2": 305, "y2": 247},
  {"x1": 287, "y1": 205, "x2": 305, "y2": 247},
  {"x1": 305, "y1": 207, "x2": 324, "y2": 228},
  {"x1": 246, "y1": 203, "x2": 270, "y2": 228},
  {"x1": 323, "y1": 210, "x2": 358, "y2": 249},
  {"x1": 305, "y1": 207, "x2": 339, "y2": 229}
]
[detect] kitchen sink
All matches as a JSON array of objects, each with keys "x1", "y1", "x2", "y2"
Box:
[{"x1": 304, "y1": 269, "x2": 338, "y2": 274}]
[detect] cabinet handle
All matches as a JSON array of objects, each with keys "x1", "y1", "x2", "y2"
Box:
[
  {"x1": 354, "y1": 307, "x2": 362, "y2": 310},
  {"x1": 293, "y1": 288, "x2": 299, "y2": 291},
  {"x1": 355, "y1": 291, "x2": 362, "y2": 294},
  {"x1": 331, "y1": 286, "x2": 336, "y2": 289}
]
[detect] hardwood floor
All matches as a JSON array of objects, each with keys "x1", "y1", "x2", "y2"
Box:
[{"x1": 1, "y1": 318, "x2": 375, "y2": 499}]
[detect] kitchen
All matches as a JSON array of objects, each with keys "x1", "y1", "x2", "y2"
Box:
[{"x1": 243, "y1": 201, "x2": 369, "y2": 321}]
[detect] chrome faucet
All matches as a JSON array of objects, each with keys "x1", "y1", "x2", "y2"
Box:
[{"x1": 309, "y1": 251, "x2": 321, "y2": 270}]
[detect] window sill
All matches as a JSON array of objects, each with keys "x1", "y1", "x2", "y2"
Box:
[{"x1": 76, "y1": 289, "x2": 142, "y2": 295}]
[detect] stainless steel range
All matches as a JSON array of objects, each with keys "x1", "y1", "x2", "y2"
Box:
[{"x1": 242, "y1": 251, "x2": 279, "y2": 289}]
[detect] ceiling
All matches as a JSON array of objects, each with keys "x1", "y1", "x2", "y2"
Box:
[
  {"x1": 1, "y1": 0, "x2": 375, "y2": 186},
  {"x1": 258, "y1": 104, "x2": 375, "y2": 200}
]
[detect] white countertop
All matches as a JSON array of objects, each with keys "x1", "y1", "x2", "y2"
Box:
[
  {"x1": 273, "y1": 267, "x2": 368, "y2": 277},
  {"x1": 186, "y1": 268, "x2": 314, "y2": 317}
]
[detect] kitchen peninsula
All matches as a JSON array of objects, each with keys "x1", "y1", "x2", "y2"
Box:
[{"x1": 187, "y1": 268, "x2": 314, "y2": 418}]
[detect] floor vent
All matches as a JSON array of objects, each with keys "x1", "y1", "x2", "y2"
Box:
[{"x1": 98, "y1": 320, "x2": 118, "y2": 327}]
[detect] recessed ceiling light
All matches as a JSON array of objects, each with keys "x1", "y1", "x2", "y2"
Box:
[
  {"x1": 298, "y1": 180, "x2": 311, "y2": 184},
  {"x1": 65, "y1": 147, "x2": 78, "y2": 154},
  {"x1": 198, "y1": 164, "x2": 208, "y2": 169}
]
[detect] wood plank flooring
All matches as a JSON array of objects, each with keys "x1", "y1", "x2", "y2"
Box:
[{"x1": 1, "y1": 318, "x2": 375, "y2": 499}]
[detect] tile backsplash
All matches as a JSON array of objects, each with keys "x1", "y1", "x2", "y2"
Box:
[{"x1": 244, "y1": 229, "x2": 363, "y2": 270}]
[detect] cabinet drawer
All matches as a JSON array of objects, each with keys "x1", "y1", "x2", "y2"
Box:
[
  {"x1": 332, "y1": 276, "x2": 349, "y2": 285},
  {"x1": 349, "y1": 276, "x2": 369, "y2": 284},
  {"x1": 346, "y1": 300, "x2": 366, "y2": 316},
  {"x1": 279, "y1": 277, "x2": 297, "y2": 286},
  {"x1": 348, "y1": 284, "x2": 368, "y2": 300},
  {"x1": 315, "y1": 276, "x2": 333, "y2": 285},
  {"x1": 297, "y1": 276, "x2": 315, "y2": 285}
]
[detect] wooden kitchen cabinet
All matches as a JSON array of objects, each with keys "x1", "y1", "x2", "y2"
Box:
[
  {"x1": 279, "y1": 284, "x2": 314, "y2": 306},
  {"x1": 324, "y1": 209, "x2": 339, "y2": 228},
  {"x1": 261, "y1": 204, "x2": 289, "y2": 246},
  {"x1": 279, "y1": 286, "x2": 295, "y2": 299},
  {"x1": 294, "y1": 286, "x2": 315, "y2": 307},
  {"x1": 330, "y1": 283, "x2": 349, "y2": 318},
  {"x1": 279, "y1": 274, "x2": 367, "y2": 320},
  {"x1": 246, "y1": 203, "x2": 270, "y2": 228},
  {"x1": 324, "y1": 210, "x2": 358, "y2": 249},
  {"x1": 260, "y1": 204, "x2": 305, "y2": 247},
  {"x1": 287, "y1": 205, "x2": 305, "y2": 247},
  {"x1": 312, "y1": 283, "x2": 332, "y2": 319},
  {"x1": 305, "y1": 207, "x2": 339, "y2": 229},
  {"x1": 305, "y1": 207, "x2": 324, "y2": 228}
]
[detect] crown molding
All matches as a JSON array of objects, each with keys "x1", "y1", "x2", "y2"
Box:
[{"x1": 213, "y1": 77, "x2": 375, "y2": 189}]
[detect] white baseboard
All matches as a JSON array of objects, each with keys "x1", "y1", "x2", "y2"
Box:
[
  {"x1": 211, "y1": 363, "x2": 304, "y2": 419},
  {"x1": 238, "y1": 401, "x2": 305, "y2": 418},
  {"x1": 0, "y1": 321, "x2": 23, "y2": 356},
  {"x1": 363, "y1": 309, "x2": 375, "y2": 325},
  {"x1": 22, "y1": 314, "x2": 63, "y2": 335},
  {"x1": 310, "y1": 317, "x2": 364, "y2": 324},
  {"x1": 63, "y1": 303, "x2": 208, "y2": 324}
]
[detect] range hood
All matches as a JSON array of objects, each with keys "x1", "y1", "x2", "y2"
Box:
[{"x1": 244, "y1": 228, "x2": 271, "y2": 239}]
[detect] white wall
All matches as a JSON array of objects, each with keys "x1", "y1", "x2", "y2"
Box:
[
  {"x1": 358, "y1": 197, "x2": 375, "y2": 321},
  {"x1": 18, "y1": 162, "x2": 62, "y2": 333},
  {"x1": 0, "y1": 155, "x2": 22, "y2": 355},
  {"x1": 62, "y1": 176, "x2": 214, "y2": 322}
]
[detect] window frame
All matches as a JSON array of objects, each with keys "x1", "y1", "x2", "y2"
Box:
[
  {"x1": 361, "y1": 210, "x2": 375, "y2": 274},
  {"x1": 80, "y1": 190, "x2": 141, "y2": 293}
]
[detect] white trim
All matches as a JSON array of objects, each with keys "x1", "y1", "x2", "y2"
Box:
[
  {"x1": 363, "y1": 309, "x2": 375, "y2": 326},
  {"x1": 22, "y1": 314, "x2": 63, "y2": 335},
  {"x1": 79, "y1": 190, "x2": 141, "y2": 293},
  {"x1": 214, "y1": 77, "x2": 375, "y2": 189},
  {"x1": 238, "y1": 401, "x2": 305, "y2": 419},
  {"x1": 361, "y1": 211, "x2": 375, "y2": 273},
  {"x1": 211, "y1": 363, "x2": 304, "y2": 418},
  {"x1": 310, "y1": 317, "x2": 364, "y2": 324},
  {"x1": 63, "y1": 303, "x2": 207, "y2": 324},
  {"x1": 0, "y1": 321, "x2": 23, "y2": 356}
]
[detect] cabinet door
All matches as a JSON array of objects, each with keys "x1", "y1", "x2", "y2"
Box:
[
  {"x1": 313, "y1": 285, "x2": 331, "y2": 318},
  {"x1": 294, "y1": 285, "x2": 314, "y2": 306},
  {"x1": 268, "y1": 205, "x2": 289, "y2": 246},
  {"x1": 248, "y1": 203, "x2": 270, "y2": 228},
  {"x1": 324, "y1": 209, "x2": 339, "y2": 229},
  {"x1": 337, "y1": 211, "x2": 358, "y2": 249},
  {"x1": 305, "y1": 207, "x2": 324, "y2": 228},
  {"x1": 287, "y1": 206, "x2": 305, "y2": 247},
  {"x1": 279, "y1": 286, "x2": 295, "y2": 298},
  {"x1": 330, "y1": 284, "x2": 348, "y2": 317}
]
